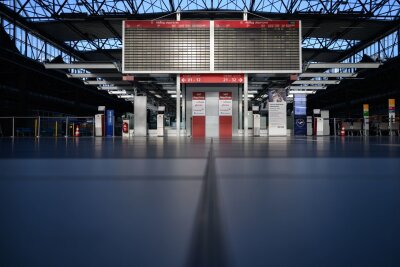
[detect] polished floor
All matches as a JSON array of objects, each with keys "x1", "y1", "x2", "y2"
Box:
[{"x1": 0, "y1": 137, "x2": 400, "y2": 267}]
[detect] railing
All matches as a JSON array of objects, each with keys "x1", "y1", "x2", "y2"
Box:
[
  {"x1": 330, "y1": 116, "x2": 400, "y2": 136},
  {"x1": 0, "y1": 116, "x2": 95, "y2": 138}
]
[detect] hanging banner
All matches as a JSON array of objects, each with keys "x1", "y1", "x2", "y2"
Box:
[
  {"x1": 192, "y1": 92, "x2": 206, "y2": 137},
  {"x1": 268, "y1": 89, "x2": 287, "y2": 136},
  {"x1": 219, "y1": 92, "x2": 232, "y2": 137}
]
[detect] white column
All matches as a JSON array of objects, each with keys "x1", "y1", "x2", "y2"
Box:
[
  {"x1": 244, "y1": 74, "x2": 248, "y2": 137},
  {"x1": 176, "y1": 74, "x2": 181, "y2": 137},
  {"x1": 182, "y1": 84, "x2": 186, "y2": 134},
  {"x1": 239, "y1": 85, "x2": 242, "y2": 130}
]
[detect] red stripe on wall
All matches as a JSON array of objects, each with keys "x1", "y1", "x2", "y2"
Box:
[
  {"x1": 192, "y1": 116, "x2": 206, "y2": 138},
  {"x1": 219, "y1": 116, "x2": 232, "y2": 138}
]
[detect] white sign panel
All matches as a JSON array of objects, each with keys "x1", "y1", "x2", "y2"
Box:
[
  {"x1": 219, "y1": 92, "x2": 232, "y2": 116},
  {"x1": 192, "y1": 92, "x2": 206, "y2": 116},
  {"x1": 268, "y1": 102, "x2": 287, "y2": 136}
]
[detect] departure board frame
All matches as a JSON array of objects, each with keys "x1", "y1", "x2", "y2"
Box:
[{"x1": 122, "y1": 20, "x2": 302, "y2": 74}]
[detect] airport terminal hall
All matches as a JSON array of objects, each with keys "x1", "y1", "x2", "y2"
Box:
[{"x1": 1, "y1": 1, "x2": 400, "y2": 266}]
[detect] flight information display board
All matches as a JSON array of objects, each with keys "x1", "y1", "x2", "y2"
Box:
[
  {"x1": 122, "y1": 20, "x2": 301, "y2": 74},
  {"x1": 214, "y1": 20, "x2": 301, "y2": 72},
  {"x1": 123, "y1": 20, "x2": 210, "y2": 73}
]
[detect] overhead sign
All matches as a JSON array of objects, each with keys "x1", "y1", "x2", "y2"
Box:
[
  {"x1": 180, "y1": 74, "x2": 244, "y2": 84},
  {"x1": 192, "y1": 92, "x2": 206, "y2": 116},
  {"x1": 122, "y1": 75, "x2": 134, "y2": 81}
]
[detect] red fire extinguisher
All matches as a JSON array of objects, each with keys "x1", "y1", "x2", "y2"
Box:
[
  {"x1": 122, "y1": 122, "x2": 128, "y2": 134},
  {"x1": 340, "y1": 126, "x2": 345, "y2": 136},
  {"x1": 75, "y1": 125, "x2": 80, "y2": 137}
]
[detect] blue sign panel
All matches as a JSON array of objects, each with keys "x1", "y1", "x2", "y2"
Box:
[
  {"x1": 106, "y1": 110, "x2": 114, "y2": 137},
  {"x1": 294, "y1": 115, "x2": 307, "y2": 135}
]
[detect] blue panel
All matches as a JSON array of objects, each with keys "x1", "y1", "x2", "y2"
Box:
[
  {"x1": 294, "y1": 115, "x2": 307, "y2": 135},
  {"x1": 106, "y1": 110, "x2": 114, "y2": 137}
]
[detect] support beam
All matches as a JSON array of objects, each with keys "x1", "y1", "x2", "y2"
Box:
[
  {"x1": 300, "y1": 73, "x2": 357, "y2": 78},
  {"x1": 84, "y1": 80, "x2": 131, "y2": 85},
  {"x1": 44, "y1": 63, "x2": 118, "y2": 69},
  {"x1": 289, "y1": 86, "x2": 327, "y2": 90},
  {"x1": 293, "y1": 80, "x2": 340, "y2": 85},
  {"x1": 307, "y1": 63, "x2": 381, "y2": 69},
  {"x1": 67, "y1": 73, "x2": 122, "y2": 78},
  {"x1": 289, "y1": 90, "x2": 316, "y2": 94},
  {"x1": 98, "y1": 86, "x2": 135, "y2": 90}
]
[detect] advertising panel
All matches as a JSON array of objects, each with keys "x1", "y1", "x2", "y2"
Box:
[{"x1": 268, "y1": 89, "x2": 287, "y2": 136}]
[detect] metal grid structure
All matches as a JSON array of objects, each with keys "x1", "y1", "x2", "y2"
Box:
[
  {"x1": 2, "y1": 1, "x2": 399, "y2": 20},
  {"x1": 1, "y1": 1, "x2": 398, "y2": 65}
]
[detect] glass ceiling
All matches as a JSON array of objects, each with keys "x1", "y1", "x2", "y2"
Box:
[{"x1": 3, "y1": 0, "x2": 399, "y2": 21}]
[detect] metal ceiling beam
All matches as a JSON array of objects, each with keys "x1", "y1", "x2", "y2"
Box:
[
  {"x1": 84, "y1": 80, "x2": 131, "y2": 85},
  {"x1": 67, "y1": 73, "x2": 122, "y2": 78},
  {"x1": 0, "y1": 3, "x2": 85, "y2": 60},
  {"x1": 289, "y1": 85, "x2": 327, "y2": 90},
  {"x1": 300, "y1": 73, "x2": 357, "y2": 78},
  {"x1": 44, "y1": 63, "x2": 118, "y2": 69},
  {"x1": 307, "y1": 63, "x2": 381, "y2": 69},
  {"x1": 293, "y1": 80, "x2": 340, "y2": 85},
  {"x1": 289, "y1": 90, "x2": 316, "y2": 94},
  {"x1": 98, "y1": 86, "x2": 135, "y2": 90}
]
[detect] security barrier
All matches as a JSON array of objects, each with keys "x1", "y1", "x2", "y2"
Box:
[{"x1": 0, "y1": 116, "x2": 95, "y2": 138}]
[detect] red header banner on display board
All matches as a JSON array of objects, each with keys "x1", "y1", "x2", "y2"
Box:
[
  {"x1": 214, "y1": 20, "x2": 299, "y2": 29},
  {"x1": 180, "y1": 74, "x2": 244, "y2": 84},
  {"x1": 125, "y1": 20, "x2": 210, "y2": 28}
]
